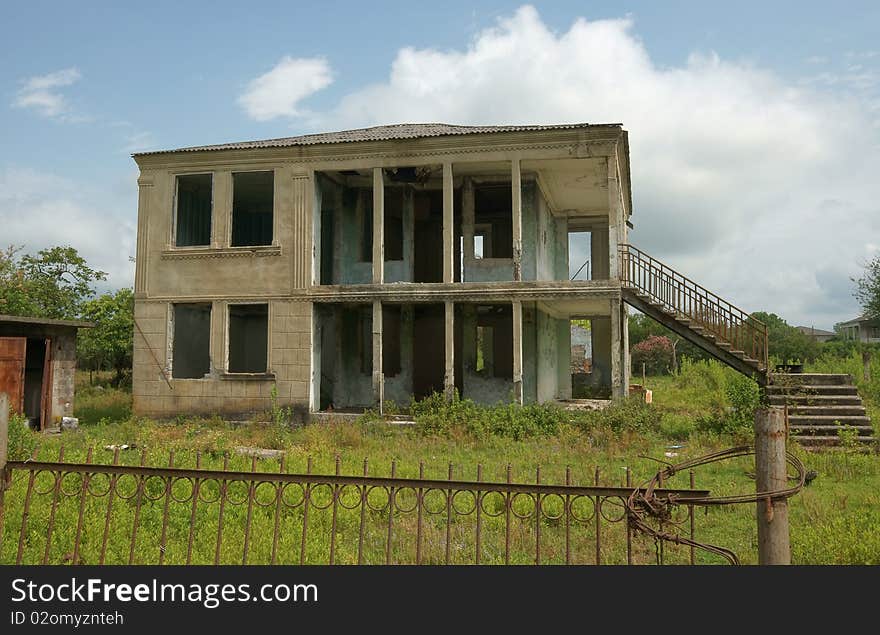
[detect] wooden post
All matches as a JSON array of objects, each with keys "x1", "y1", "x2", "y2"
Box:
[
  {"x1": 755, "y1": 407, "x2": 790, "y2": 565},
  {"x1": 863, "y1": 350, "x2": 871, "y2": 382}
]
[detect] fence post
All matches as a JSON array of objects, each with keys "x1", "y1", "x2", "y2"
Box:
[{"x1": 755, "y1": 407, "x2": 790, "y2": 565}]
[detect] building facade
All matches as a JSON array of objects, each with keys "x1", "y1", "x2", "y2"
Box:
[
  {"x1": 131, "y1": 123, "x2": 632, "y2": 417},
  {"x1": 837, "y1": 315, "x2": 880, "y2": 344}
]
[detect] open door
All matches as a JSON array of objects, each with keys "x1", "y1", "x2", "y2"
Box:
[
  {"x1": 40, "y1": 338, "x2": 53, "y2": 431},
  {"x1": 0, "y1": 337, "x2": 26, "y2": 414}
]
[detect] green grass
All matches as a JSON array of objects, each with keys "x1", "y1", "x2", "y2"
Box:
[{"x1": 2, "y1": 359, "x2": 877, "y2": 565}]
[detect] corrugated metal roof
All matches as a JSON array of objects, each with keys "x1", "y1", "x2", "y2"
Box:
[{"x1": 133, "y1": 122, "x2": 620, "y2": 157}]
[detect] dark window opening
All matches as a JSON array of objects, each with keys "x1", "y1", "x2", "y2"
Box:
[
  {"x1": 382, "y1": 305, "x2": 401, "y2": 377},
  {"x1": 175, "y1": 174, "x2": 212, "y2": 247},
  {"x1": 476, "y1": 305, "x2": 512, "y2": 379},
  {"x1": 384, "y1": 188, "x2": 404, "y2": 261},
  {"x1": 359, "y1": 307, "x2": 372, "y2": 374},
  {"x1": 232, "y1": 171, "x2": 274, "y2": 247},
  {"x1": 474, "y1": 184, "x2": 513, "y2": 258},
  {"x1": 360, "y1": 189, "x2": 374, "y2": 262},
  {"x1": 172, "y1": 303, "x2": 211, "y2": 378},
  {"x1": 413, "y1": 190, "x2": 444, "y2": 282},
  {"x1": 228, "y1": 304, "x2": 268, "y2": 373}
]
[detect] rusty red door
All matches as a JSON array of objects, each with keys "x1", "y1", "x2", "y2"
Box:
[{"x1": 0, "y1": 337, "x2": 27, "y2": 413}]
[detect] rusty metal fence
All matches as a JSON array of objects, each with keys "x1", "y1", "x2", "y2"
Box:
[{"x1": 0, "y1": 448, "x2": 713, "y2": 566}]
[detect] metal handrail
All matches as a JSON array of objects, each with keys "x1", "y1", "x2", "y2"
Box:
[{"x1": 618, "y1": 243, "x2": 768, "y2": 371}]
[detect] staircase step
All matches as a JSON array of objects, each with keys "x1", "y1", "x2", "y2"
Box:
[
  {"x1": 789, "y1": 415, "x2": 872, "y2": 425},
  {"x1": 788, "y1": 405, "x2": 867, "y2": 416},
  {"x1": 790, "y1": 424, "x2": 874, "y2": 434},
  {"x1": 767, "y1": 384, "x2": 860, "y2": 396},
  {"x1": 794, "y1": 435, "x2": 876, "y2": 447},
  {"x1": 769, "y1": 395, "x2": 863, "y2": 406},
  {"x1": 773, "y1": 373, "x2": 853, "y2": 386}
]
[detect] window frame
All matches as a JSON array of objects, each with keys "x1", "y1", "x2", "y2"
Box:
[
  {"x1": 224, "y1": 301, "x2": 272, "y2": 376},
  {"x1": 229, "y1": 169, "x2": 277, "y2": 248},
  {"x1": 171, "y1": 172, "x2": 214, "y2": 249},
  {"x1": 170, "y1": 302, "x2": 213, "y2": 380}
]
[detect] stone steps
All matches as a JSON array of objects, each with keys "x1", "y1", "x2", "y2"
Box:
[{"x1": 768, "y1": 373, "x2": 873, "y2": 448}]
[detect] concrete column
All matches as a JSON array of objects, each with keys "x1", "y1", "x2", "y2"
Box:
[
  {"x1": 372, "y1": 168, "x2": 384, "y2": 284},
  {"x1": 620, "y1": 301, "x2": 630, "y2": 396},
  {"x1": 372, "y1": 300, "x2": 384, "y2": 410},
  {"x1": 444, "y1": 301, "x2": 455, "y2": 400},
  {"x1": 512, "y1": 158, "x2": 523, "y2": 281},
  {"x1": 404, "y1": 188, "x2": 415, "y2": 281},
  {"x1": 610, "y1": 298, "x2": 624, "y2": 398},
  {"x1": 462, "y1": 176, "x2": 474, "y2": 280},
  {"x1": 591, "y1": 228, "x2": 610, "y2": 280},
  {"x1": 607, "y1": 156, "x2": 621, "y2": 280},
  {"x1": 134, "y1": 176, "x2": 153, "y2": 296},
  {"x1": 513, "y1": 300, "x2": 524, "y2": 404},
  {"x1": 212, "y1": 171, "x2": 231, "y2": 249},
  {"x1": 442, "y1": 162, "x2": 454, "y2": 283}
]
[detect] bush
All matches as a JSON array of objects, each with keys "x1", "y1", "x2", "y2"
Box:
[
  {"x1": 570, "y1": 396, "x2": 661, "y2": 434},
  {"x1": 631, "y1": 335, "x2": 674, "y2": 375},
  {"x1": 7, "y1": 412, "x2": 38, "y2": 460},
  {"x1": 659, "y1": 412, "x2": 695, "y2": 440},
  {"x1": 410, "y1": 392, "x2": 566, "y2": 440}
]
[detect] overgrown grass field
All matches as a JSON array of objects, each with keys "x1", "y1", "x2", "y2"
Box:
[{"x1": 1, "y1": 359, "x2": 878, "y2": 565}]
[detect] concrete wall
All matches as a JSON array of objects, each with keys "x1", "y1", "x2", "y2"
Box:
[
  {"x1": 132, "y1": 299, "x2": 311, "y2": 417},
  {"x1": 383, "y1": 305, "x2": 415, "y2": 406}
]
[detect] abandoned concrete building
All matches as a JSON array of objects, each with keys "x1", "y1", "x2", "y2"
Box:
[
  {"x1": 131, "y1": 122, "x2": 771, "y2": 418},
  {"x1": 130, "y1": 123, "x2": 635, "y2": 416}
]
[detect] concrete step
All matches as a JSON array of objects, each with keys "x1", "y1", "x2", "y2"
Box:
[
  {"x1": 767, "y1": 384, "x2": 860, "y2": 396},
  {"x1": 773, "y1": 373, "x2": 853, "y2": 386},
  {"x1": 791, "y1": 424, "x2": 874, "y2": 435},
  {"x1": 794, "y1": 436, "x2": 876, "y2": 447},
  {"x1": 769, "y1": 394, "x2": 863, "y2": 406},
  {"x1": 788, "y1": 405, "x2": 867, "y2": 417},
  {"x1": 789, "y1": 415, "x2": 872, "y2": 426}
]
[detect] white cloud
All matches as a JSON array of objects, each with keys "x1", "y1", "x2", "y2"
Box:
[
  {"x1": 238, "y1": 56, "x2": 333, "y2": 121},
  {"x1": 301, "y1": 5, "x2": 879, "y2": 329},
  {"x1": 13, "y1": 67, "x2": 82, "y2": 119},
  {"x1": 0, "y1": 167, "x2": 136, "y2": 292}
]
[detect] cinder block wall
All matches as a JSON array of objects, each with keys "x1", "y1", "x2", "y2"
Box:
[{"x1": 132, "y1": 299, "x2": 311, "y2": 418}]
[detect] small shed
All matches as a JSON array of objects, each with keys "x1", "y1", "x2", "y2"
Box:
[{"x1": 0, "y1": 314, "x2": 92, "y2": 431}]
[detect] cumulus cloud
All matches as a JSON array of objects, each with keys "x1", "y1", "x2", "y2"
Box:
[
  {"x1": 238, "y1": 56, "x2": 333, "y2": 121},
  {"x1": 13, "y1": 67, "x2": 82, "y2": 119},
  {"x1": 0, "y1": 167, "x2": 136, "y2": 292},
  {"x1": 301, "y1": 5, "x2": 879, "y2": 328}
]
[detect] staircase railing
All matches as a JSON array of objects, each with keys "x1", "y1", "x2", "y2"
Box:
[{"x1": 618, "y1": 244, "x2": 768, "y2": 372}]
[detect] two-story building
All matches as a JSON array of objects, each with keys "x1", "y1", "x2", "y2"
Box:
[{"x1": 130, "y1": 122, "x2": 637, "y2": 417}]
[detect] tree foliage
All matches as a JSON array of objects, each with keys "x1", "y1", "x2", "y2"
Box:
[
  {"x1": 77, "y1": 287, "x2": 134, "y2": 386},
  {"x1": 854, "y1": 255, "x2": 880, "y2": 321},
  {"x1": 627, "y1": 311, "x2": 709, "y2": 370},
  {"x1": 0, "y1": 244, "x2": 107, "y2": 319},
  {"x1": 750, "y1": 311, "x2": 820, "y2": 364}
]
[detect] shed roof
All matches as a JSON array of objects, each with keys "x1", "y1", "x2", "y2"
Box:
[
  {"x1": 132, "y1": 122, "x2": 621, "y2": 157},
  {"x1": 0, "y1": 314, "x2": 93, "y2": 329}
]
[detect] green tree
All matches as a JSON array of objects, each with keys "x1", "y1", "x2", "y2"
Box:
[
  {"x1": 0, "y1": 244, "x2": 107, "y2": 319},
  {"x1": 854, "y1": 255, "x2": 880, "y2": 320},
  {"x1": 77, "y1": 288, "x2": 134, "y2": 386},
  {"x1": 627, "y1": 311, "x2": 709, "y2": 371},
  {"x1": 750, "y1": 311, "x2": 820, "y2": 364}
]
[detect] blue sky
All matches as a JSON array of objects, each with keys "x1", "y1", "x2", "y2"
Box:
[{"x1": 2, "y1": 2, "x2": 879, "y2": 329}]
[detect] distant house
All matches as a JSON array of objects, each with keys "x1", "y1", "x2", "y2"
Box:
[
  {"x1": 836, "y1": 315, "x2": 880, "y2": 344},
  {"x1": 794, "y1": 325, "x2": 835, "y2": 343}
]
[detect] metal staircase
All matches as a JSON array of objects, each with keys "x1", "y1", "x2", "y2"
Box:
[{"x1": 619, "y1": 244, "x2": 769, "y2": 385}]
